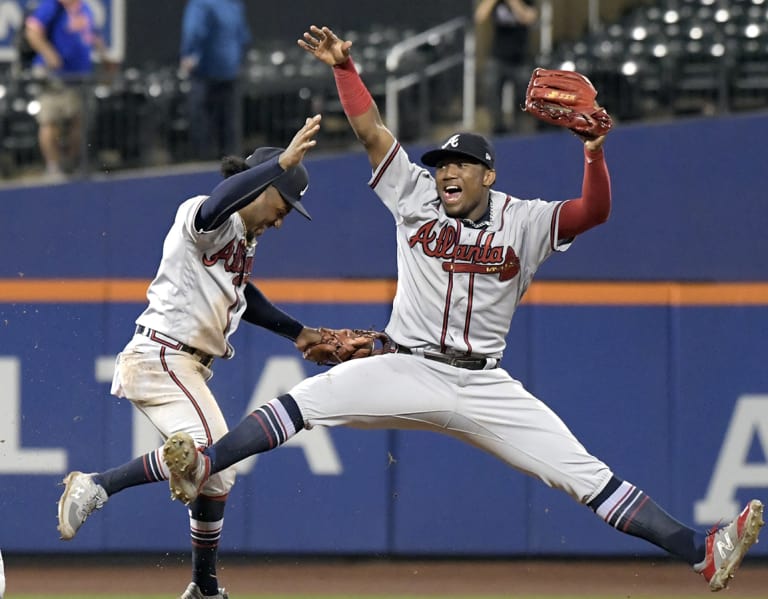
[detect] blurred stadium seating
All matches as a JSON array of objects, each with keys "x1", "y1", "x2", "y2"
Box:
[{"x1": 0, "y1": 0, "x2": 766, "y2": 180}]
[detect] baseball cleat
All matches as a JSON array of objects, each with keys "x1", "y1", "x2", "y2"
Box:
[
  {"x1": 694, "y1": 499, "x2": 764, "y2": 591},
  {"x1": 163, "y1": 432, "x2": 210, "y2": 505},
  {"x1": 179, "y1": 581, "x2": 228, "y2": 599},
  {"x1": 57, "y1": 471, "x2": 108, "y2": 540}
]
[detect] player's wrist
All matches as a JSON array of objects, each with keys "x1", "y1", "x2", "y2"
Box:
[
  {"x1": 332, "y1": 56, "x2": 353, "y2": 70},
  {"x1": 584, "y1": 140, "x2": 605, "y2": 157}
]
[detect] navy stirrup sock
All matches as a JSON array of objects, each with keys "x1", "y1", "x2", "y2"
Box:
[
  {"x1": 189, "y1": 495, "x2": 226, "y2": 596},
  {"x1": 205, "y1": 394, "x2": 305, "y2": 474},
  {"x1": 588, "y1": 476, "x2": 706, "y2": 565},
  {"x1": 93, "y1": 448, "x2": 166, "y2": 496}
]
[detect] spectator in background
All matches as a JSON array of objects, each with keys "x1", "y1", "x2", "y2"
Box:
[
  {"x1": 475, "y1": 0, "x2": 538, "y2": 135},
  {"x1": 180, "y1": 0, "x2": 252, "y2": 161},
  {"x1": 25, "y1": 0, "x2": 107, "y2": 180}
]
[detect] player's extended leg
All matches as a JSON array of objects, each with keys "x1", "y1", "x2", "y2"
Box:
[
  {"x1": 163, "y1": 393, "x2": 304, "y2": 503},
  {"x1": 59, "y1": 346, "x2": 234, "y2": 598},
  {"x1": 162, "y1": 354, "x2": 451, "y2": 501},
  {"x1": 56, "y1": 447, "x2": 169, "y2": 539},
  {"x1": 453, "y1": 371, "x2": 763, "y2": 592},
  {"x1": 587, "y1": 477, "x2": 763, "y2": 591},
  {"x1": 57, "y1": 348, "x2": 211, "y2": 539}
]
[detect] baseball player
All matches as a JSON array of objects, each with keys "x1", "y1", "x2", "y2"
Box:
[
  {"x1": 56, "y1": 115, "x2": 341, "y2": 599},
  {"x1": 162, "y1": 25, "x2": 764, "y2": 593}
]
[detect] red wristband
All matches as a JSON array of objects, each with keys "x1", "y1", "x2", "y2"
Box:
[{"x1": 333, "y1": 57, "x2": 374, "y2": 117}]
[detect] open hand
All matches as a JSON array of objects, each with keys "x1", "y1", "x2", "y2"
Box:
[
  {"x1": 298, "y1": 25, "x2": 352, "y2": 66},
  {"x1": 279, "y1": 114, "x2": 322, "y2": 170}
]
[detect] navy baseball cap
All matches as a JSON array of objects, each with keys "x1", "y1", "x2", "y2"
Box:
[
  {"x1": 420, "y1": 132, "x2": 496, "y2": 169},
  {"x1": 246, "y1": 147, "x2": 311, "y2": 220}
]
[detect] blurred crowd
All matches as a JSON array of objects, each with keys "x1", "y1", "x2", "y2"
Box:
[{"x1": 1, "y1": 0, "x2": 767, "y2": 183}]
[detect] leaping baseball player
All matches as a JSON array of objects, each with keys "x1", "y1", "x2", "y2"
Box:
[
  {"x1": 55, "y1": 114, "x2": 378, "y2": 599},
  {"x1": 162, "y1": 24, "x2": 763, "y2": 594}
]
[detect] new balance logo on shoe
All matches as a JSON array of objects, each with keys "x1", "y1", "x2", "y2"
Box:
[{"x1": 716, "y1": 532, "x2": 734, "y2": 559}]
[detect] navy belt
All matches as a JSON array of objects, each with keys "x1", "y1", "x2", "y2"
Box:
[
  {"x1": 135, "y1": 325, "x2": 214, "y2": 368},
  {"x1": 393, "y1": 345, "x2": 497, "y2": 370}
]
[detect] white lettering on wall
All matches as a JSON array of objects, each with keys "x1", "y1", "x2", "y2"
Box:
[
  {"x1": 694, "y1": 395, "x2": 768, "y2": 523},
  {"x1": 0, "y1": 357, "x2": 67, "y2": 473}
]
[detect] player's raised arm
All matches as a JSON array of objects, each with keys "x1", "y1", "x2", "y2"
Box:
[{"x1": 299, "y1": 25, "x2": 394, "y2": 169}]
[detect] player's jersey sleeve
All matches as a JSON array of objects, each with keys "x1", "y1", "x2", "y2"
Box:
[
  {"x1": 368, "y1": 140, "x2": 437, "y2": 222},
  {"x1": 506, "y1": 196, "x2": 571, "y2": 297},
  {"x1": 182, "y1": 195, "x2": 242, "y2": 247}
]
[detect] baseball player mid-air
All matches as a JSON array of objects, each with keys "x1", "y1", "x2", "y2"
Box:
[
  {"x1": 161, "y1": 25, "x2": 763, "y2": 593},
  {"x1": 55, "y1": 115, "x2": 359, "y2": 599}
]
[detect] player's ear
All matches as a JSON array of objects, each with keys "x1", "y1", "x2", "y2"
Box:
[{"x1": 483, "y1": 168, "x2": 496, "y2": 187}]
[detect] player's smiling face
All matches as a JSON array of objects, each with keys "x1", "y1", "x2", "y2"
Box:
[
  {"x1": 239, "y1": 187, "x2": 292, "y2": 237},
  {"x1": 434, "y1": 156, "x2": 496, "y2": 221}
]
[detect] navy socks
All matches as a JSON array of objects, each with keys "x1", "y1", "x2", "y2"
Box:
[
  {"x1": 188, "y1": 494, "x2": 226, "y2": 596},
  {"x1": 205, "y1": 394, "x2": 305, "y2": 475},
  {"x1": 93, "y1": 448, "x2": 166, "y2": 496},
  {"x1": 588, "y1": 476, "x2": 706, "y2": 565}
]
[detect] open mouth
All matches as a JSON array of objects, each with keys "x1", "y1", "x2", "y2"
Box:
[{"x1": 443, "y1": 185, "x2": 462, "y2": 203}]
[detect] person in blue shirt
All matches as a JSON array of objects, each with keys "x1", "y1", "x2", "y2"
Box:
[
  {"x1": 24, "y1": 0, "x2": 106, "y2": 179},
  {"x1": 180, "y1": 0, "x2": 252, "y2": 161}
]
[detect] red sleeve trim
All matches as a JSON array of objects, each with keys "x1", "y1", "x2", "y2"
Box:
[{"x1": 369, "y1": 142, "x2": 400, "y2": 189}]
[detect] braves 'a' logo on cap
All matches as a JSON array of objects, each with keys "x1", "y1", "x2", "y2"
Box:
[{"x1": 443, "y1": 134, "x2": 461, "y2": 149}]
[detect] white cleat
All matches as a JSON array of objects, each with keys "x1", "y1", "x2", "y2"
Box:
[{"x1": 57, "y1": 471, "x2": 108, "y2": 540}]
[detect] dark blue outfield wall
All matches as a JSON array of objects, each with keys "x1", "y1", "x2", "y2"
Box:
[
  {"x1": 0, "y1": 114, "x2": 767, "y2": 555},
  {"x1": 2, "y1": 112, "x2": 768, "y2": 281}
]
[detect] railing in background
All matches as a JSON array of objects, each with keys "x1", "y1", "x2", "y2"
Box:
[{"x1": 384, "y1": 16, "x2": 475, "y2": 139}]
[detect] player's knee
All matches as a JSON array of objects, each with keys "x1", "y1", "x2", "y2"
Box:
[{"x1": 205, "y1": 466, "x2": 236, "y2": 495}]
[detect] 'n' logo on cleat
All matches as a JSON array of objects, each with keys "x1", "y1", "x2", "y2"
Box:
[{"x1": 717, "y1": 532, "x2": 734, "y2": 559}]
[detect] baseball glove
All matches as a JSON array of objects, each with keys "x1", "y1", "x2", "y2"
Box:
[
  {"x1": 302, "y1": 328, "x2": 392, "y2": 366},
  {"x1": 523, "y1": 68, "x2": 613, "y2": 139}
]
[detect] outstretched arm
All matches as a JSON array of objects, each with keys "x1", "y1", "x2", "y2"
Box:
[
  {"x1": 558, "y1": 135, "x2": 611, "y2": 239},
  {"x1": 299, "y1": 25, "x2": 394, "y2": 169},
  {"x1": 196, "y1": 115, "x2": 321, "y2": 231},
  {"x1": 243, "y1": 283, "x2": 325, "y2": 351}
]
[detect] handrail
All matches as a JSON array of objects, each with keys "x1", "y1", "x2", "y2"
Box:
[
  {"x1": 385, "y1": 16, "x2": 468, "y2": 72},
  {"x1": 385, "y1": 17, "x2": 475, "y2": 139}
]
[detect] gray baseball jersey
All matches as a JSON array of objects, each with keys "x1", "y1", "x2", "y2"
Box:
[
  {"x1": 136, "y1": 194, "x2": 256, "y2": 358},
  {"x1": 375, "y1": 140, "x2": 571, "y2": 357}
]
